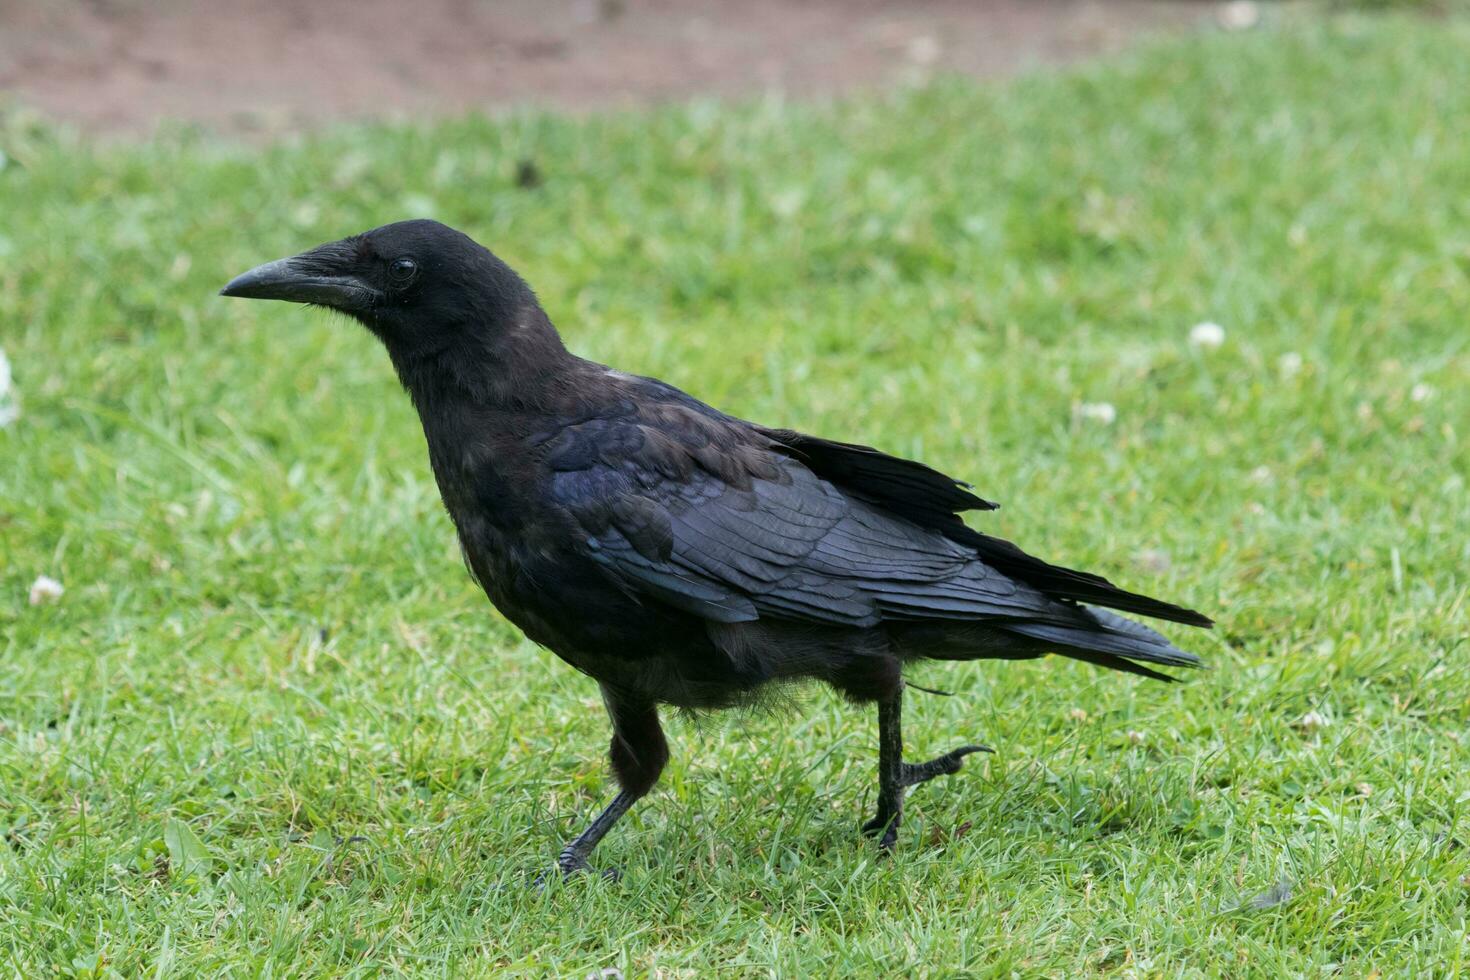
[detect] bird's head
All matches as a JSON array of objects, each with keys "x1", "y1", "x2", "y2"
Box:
[{"x1": 220, "y1": 219, "x2": 550, "y2": 364}]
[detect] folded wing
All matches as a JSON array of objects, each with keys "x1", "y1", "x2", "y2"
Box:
[{"x1": 544, "y1": 403, "x2": 1191, "y2": 653}]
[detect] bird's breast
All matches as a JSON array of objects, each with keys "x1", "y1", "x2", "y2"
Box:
[{"x1": 452, "y1": 513, "x2": 711, "y2": 675}]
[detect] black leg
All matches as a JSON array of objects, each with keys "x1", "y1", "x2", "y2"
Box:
[
  {"x1": 861, "y1": 684, "x2": 989, "y2": 851},
  {"x1": 546, "y1": 687, "x2": 668, "y2": 882},
  {"x1": 862, "y1": 691, "x2": 907, "y2": 849},
  {"x1": 555, "y1": 790, "x2": 637, "y2": 879}
]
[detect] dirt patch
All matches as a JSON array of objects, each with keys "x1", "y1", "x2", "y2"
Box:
[{"x1": 0, "y1": 0, "x2": 1219, "y2": 137}]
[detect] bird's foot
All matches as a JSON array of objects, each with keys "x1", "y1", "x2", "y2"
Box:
[
  {"x1": 861, "y1": 809, "x2": 902, "y2": 851},
  {"x1": 531, "y1": 854, "x2": 622, "y2": 889},
  {"x1": 899, "y1": 743, "x2": 991, "y2": 788},
  {"x1": 861, "y1": 745, "x2": 990, "y2": 852}
]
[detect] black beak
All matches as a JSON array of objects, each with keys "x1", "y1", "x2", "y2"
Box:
[{"x1": 220, "y1": 244, "x2": 379, "y2": 311}]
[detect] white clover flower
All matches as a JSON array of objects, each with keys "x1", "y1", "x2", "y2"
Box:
[
  {"x1": 29, "y1": 575, "x2": 64, "y2": 606},
  {"x1": 1219, "y1": 1, "x2": 1260, "y2": 30},
  {"x1": 1411, "y1": 383, "x2": 1434, "y2": 403},
  {"x1": 1278, "y1": 352, "x2": 1303, "y2": 378},
  {"x1": 1077, "y1": 402, "x2": 1117, "y2": 425},
  {"x1": 1297, "y1": 710, "x2": 1329, "y2": 732},
  {"x1": 0, "y1": 348, "x2": 17, "y2": 428},
  {"x1": 1136, "y1": 548, "x2": 1172, "y2": 573},
  {"x1": 1189, "y1": 321, "x2": 1226, "y2": 349}
]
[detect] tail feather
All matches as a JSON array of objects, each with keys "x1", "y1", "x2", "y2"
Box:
[
  {"x1": 1057, "y1": 650, "x2": 1180, "y2": 683},
  {"x1": 957, "y1": 530, "x2": 1215, "y2": 629},
  {"x1": 1005, "y1": 605, "x2": 1203, "y2": 676}
]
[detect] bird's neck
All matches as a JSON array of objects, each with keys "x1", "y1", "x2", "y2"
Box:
[
  {"x1": 384, "y1": 304, "x2": 596, "y2": 537},
  {"x1": 384, "y1": 301, "x2": 581, "y2": 416}
]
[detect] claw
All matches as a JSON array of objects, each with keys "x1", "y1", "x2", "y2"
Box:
[
  {"x1": 531, "y1": 859, "x2": 622, "y2": 889},
  {"x1": 863, "y1": 743, "x2": 988, "y2": 850},
  {"x1": 861, "y1": 811, "x2": 901, "y2": 852}
]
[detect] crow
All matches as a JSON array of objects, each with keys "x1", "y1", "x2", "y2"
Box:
[{"x1": 222, "y1": 219, "x2": 1211, "y2": 878}]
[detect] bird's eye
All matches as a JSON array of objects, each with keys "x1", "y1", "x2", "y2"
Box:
[{"x1": 389, "y1": 257, "x2": 418, "y2": 281}]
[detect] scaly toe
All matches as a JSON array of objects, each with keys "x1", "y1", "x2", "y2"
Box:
[
  {"x1": 858, "y1": 816, "x2": 899, "y2": 852},
  {"x1": 900, "y1": 744, "x2": 992, "y2": 786},
  {"x1": 533, "y1": 857, "x2": 622, "y2": 888},
  {"x1": 861, "y1": 812, "x2": 896, "y2": 838}
]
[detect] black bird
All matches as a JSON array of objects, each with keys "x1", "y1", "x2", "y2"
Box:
[{"x1": 222, "y1": 220, "x2": 1210, "y2": 876}]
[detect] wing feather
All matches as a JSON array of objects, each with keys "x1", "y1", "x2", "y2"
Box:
[{"x1": 548, "y1": 409, "x2": 1091, "y2": 635}]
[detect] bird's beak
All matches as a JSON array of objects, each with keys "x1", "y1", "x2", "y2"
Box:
[{"x1": 220, "y1": 243, "x2": 379, "y2": 312}]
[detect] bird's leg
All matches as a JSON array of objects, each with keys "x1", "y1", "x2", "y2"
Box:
[
  {"x1": 547, "y1": 687, "x2": 668, "y2": 882},
  {"x1": 861, "y1": 691, "x2": 908, "y2": 849},
  {"x1": 861, "y1": 685, "x2": 990, "y2": 851},
  {"x1": 554, "y1": 790, "x2": 637, "y2": 880}
]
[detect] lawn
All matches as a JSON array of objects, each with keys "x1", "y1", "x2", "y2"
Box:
[{"x1": 2, "y1": 12, "x2": 1469, "y2": 977}]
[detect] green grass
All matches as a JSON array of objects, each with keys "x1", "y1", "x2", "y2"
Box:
[{"x1": 3, "y1": 14, "x2": 1469, "y2": 978}]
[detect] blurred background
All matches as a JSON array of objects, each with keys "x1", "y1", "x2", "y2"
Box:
[{"x1": 4, "y1": 0, "x2": 1237, "y2": 137}]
